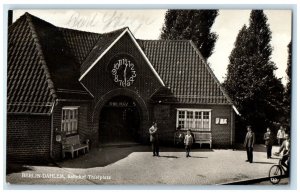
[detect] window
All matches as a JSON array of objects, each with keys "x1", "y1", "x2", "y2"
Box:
[
  {"x1": 178, "y1": 111, "x2": 185, "y2": 128},
  {"x1": 61, "y1": 107, "x2": 79, "y2": 135},
  {"x1": 176, "y1": 109, "x2": 211, "y2": 131}
]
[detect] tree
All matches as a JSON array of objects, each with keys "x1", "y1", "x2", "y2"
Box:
[
  {"x1": 223, "y1": 10, "x2": 284, "y2": 142},
  {"x1": 160, "y1": 10, "x2": 219, "y2": 60},
  {"x1": 284, "y1": 41, "x2": 292, "y2": 129}
]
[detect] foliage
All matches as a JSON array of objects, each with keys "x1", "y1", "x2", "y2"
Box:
[
  {"x1": 283, "y1": 41, "x2": 292, "y2": 130},
  {"x1": 161, "y1": 10, "x2": 219, "y2": 60},
  {"x1": 223, "y1": 10, "x2": 285, "y2": 141}
]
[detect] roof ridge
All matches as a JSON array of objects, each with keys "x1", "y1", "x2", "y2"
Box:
[
  {"x1": 59, "y1": 26, "x2": 128, "y2": 36},
  {"x1": 138, "y1": 39, "x2": 192, "y2": 42},
  {"x1": 59, "y1": 26, "x2": 101, "y2": 35},
  {"x1": 101, "y1": 27, "x2": 128, "y2": 35},
  {"x1": 25, "y1": 13, "x2": 57, "y2": 100}
]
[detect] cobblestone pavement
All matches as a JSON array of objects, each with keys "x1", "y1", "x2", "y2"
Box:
[{"x1": 6, "y1": 144, "x2": 289, "y2": 185}]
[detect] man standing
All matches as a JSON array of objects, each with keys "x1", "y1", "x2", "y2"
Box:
[
  {"x1": 264, "y1": 127, "x2": 273, "y2": 159},
  {"x1": 277, "y1": 126, "x2": 285, "y2": 145},
  {"x1": 244, "y1": 126, "x2": 255, "y2": 163},
  {"x1": 149, "y1": 122, "x2": 159, "y2": 157}
]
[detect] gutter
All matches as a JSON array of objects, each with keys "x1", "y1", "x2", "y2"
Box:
[{"x1": 232, "y1": 105, "x2": 241, "y2": 116}]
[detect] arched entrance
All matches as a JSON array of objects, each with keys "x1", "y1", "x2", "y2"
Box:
[{"x1": 99, "y1": 95, "x2": 140, "y2": 144}]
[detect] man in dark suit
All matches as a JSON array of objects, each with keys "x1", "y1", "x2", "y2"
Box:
[
  {"x1": 264, "y1": 127, "x2": 273, "y2": 159},
  {"x1": 244, "y1": 125, "x2": 255, "y2": 163},
  {"x1": 149, "y1": 122, "x2": 159, "y2": 156}
]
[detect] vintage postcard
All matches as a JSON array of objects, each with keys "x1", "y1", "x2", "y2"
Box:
[{"x1": 6, "y1": 9, "x2": 292, "y2": 186}]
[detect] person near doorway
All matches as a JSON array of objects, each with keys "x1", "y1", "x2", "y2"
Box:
[
  {"x1": 184, "y1": 129, "x2": 194, "y2": 157},
  {"x1": 149, "y1": 122, "x2": 159, "y2": 157},
  {"x1": 244, "y1": 125, "x2": 255, "y2": 163},
  {"x1": 277, "y1": 126, "x2": 286, "y2": 145},
  {"x1": 264, "y1": 127, "x2": 273, "y2": 159}
]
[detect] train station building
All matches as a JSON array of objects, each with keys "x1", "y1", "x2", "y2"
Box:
[{"x1": 7, "y1": 13, "x2": 239, "y2": 162}]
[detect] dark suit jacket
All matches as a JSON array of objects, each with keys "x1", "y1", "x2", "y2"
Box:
[
  {"x1": 264, "y1": 132, "x2": 273, "y2": 146},
  {"x1": 244, "y1": 132, "x2": 255, "y2": 148}
]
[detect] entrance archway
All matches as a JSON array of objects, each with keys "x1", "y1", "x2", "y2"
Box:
[{"x1": 99, "y1": 96, "x2": 140, "y2": 144}]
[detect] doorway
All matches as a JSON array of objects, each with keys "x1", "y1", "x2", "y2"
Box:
[{"x1": 99, "y1": 96, "x2": 140, "y2": 144}]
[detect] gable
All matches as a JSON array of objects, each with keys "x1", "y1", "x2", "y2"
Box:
[
  {"x1": 79, "y1": 28, "x2": 164, "y2": 87},
  {"x1": 79, "y1": 32, "x2": 165, "y2": 101}
]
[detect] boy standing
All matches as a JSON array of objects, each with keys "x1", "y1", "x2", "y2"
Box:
[
  {"x1": 149, "y1": 122, "x2": 159, "y2": 156},
  {"x1": 184, "y1": 129, "x2": 194, "y2": 157}
]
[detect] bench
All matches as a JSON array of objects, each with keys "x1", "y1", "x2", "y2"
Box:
[
  {"x1": 193, "y1": 132, "x2": 212, "y2": 149},
  {"x1": 62, "y1": 135, "x2": 89, "y2": 159}
]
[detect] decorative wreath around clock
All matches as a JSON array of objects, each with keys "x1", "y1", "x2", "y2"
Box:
[{"x1": 109, "y1": 55, "x2": 137, "y2": 87}]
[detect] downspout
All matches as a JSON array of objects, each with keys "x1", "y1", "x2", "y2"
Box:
[{"x1": 49, "y1": 100, "x2": 56, "y2": 160}]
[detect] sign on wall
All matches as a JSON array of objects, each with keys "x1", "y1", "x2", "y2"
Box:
[{"x1": 215, "y1": 118, "x2": 228, "y2": 125}]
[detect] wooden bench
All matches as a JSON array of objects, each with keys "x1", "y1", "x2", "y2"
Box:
[
  {"x1": 193, "y1": 132, "x2": 212, "y2": 149},
  {"x1": 62, "y1": 135, "x2": 89, "y2": 159}
]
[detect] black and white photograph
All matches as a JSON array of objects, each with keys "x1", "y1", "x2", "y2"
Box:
[{"x1": 5, "y1": 7, "x2": 293, "y2": 186}]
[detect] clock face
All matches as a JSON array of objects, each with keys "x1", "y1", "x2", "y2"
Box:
[{"x1": 111, "y1": 57, "x2": 137, "y2": 87}]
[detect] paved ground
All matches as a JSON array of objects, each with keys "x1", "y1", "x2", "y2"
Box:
[
  {"x1": 254, "y1": 177, "x2": 289, "y2": 185},
  {"x1": 6, "y1": 144, "x2": 289, "y2": 185}
]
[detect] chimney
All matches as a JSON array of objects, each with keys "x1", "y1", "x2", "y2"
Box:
[{"x1": 8, "y1": 10, "x2": 13, "y2": 27}]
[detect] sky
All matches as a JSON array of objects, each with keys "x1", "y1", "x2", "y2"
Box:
[{"x1": 13, "y1": 9, "x2": 292, "y2": 85}]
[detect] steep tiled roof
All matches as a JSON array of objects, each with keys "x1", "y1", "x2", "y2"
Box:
[
  {"x1": 59, "y1": 27, "x2": 127, "y2": 78},
  {"x1": 59, "y1": 27, "x2": 100, "y2": 64},
  {"x1": 138, "y1": 40, "x2": 232, "y2": 104},
  {"x1": 8, "y1": 12, "x2": 233, "y2": 115},
  {"x1": 8, "y1": 13, "x2": 56, "y2": 114},
  {"x1": 8, "y1": 13, "x2": 92, "y2": 114}
]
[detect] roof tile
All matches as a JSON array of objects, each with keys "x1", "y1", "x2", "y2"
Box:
[{"x1": 138, "y1": 40, "x2": 232, "y2": 105}]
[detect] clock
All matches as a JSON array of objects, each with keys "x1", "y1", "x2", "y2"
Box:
[{"x1": 111, "y1": 57, "x2": 137, "y2": 87}]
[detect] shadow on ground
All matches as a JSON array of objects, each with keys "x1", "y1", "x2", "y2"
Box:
[
  {"x1": 6, "y1": 163, "x2": 34, "y2": 175},
  {"x1": 233, "y1": 144, "x2": 280, "y2": 153},
  {"x1": 252, "y1": 161, "x2": 276, "y2": 164},
  {"x1": 57, "y1": 145, "x2": 212, "y2": 169},
  {"x1": 6, "y1": 162, "x2": 58, "y2": 175}
]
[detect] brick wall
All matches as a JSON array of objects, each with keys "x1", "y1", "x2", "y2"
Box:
[
  {"x1": 7, "y1": 114, "x2": 51, "y2": 163},
  {"x1": 153, "y1": 104, "x2": 234, "y2": 148}
]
